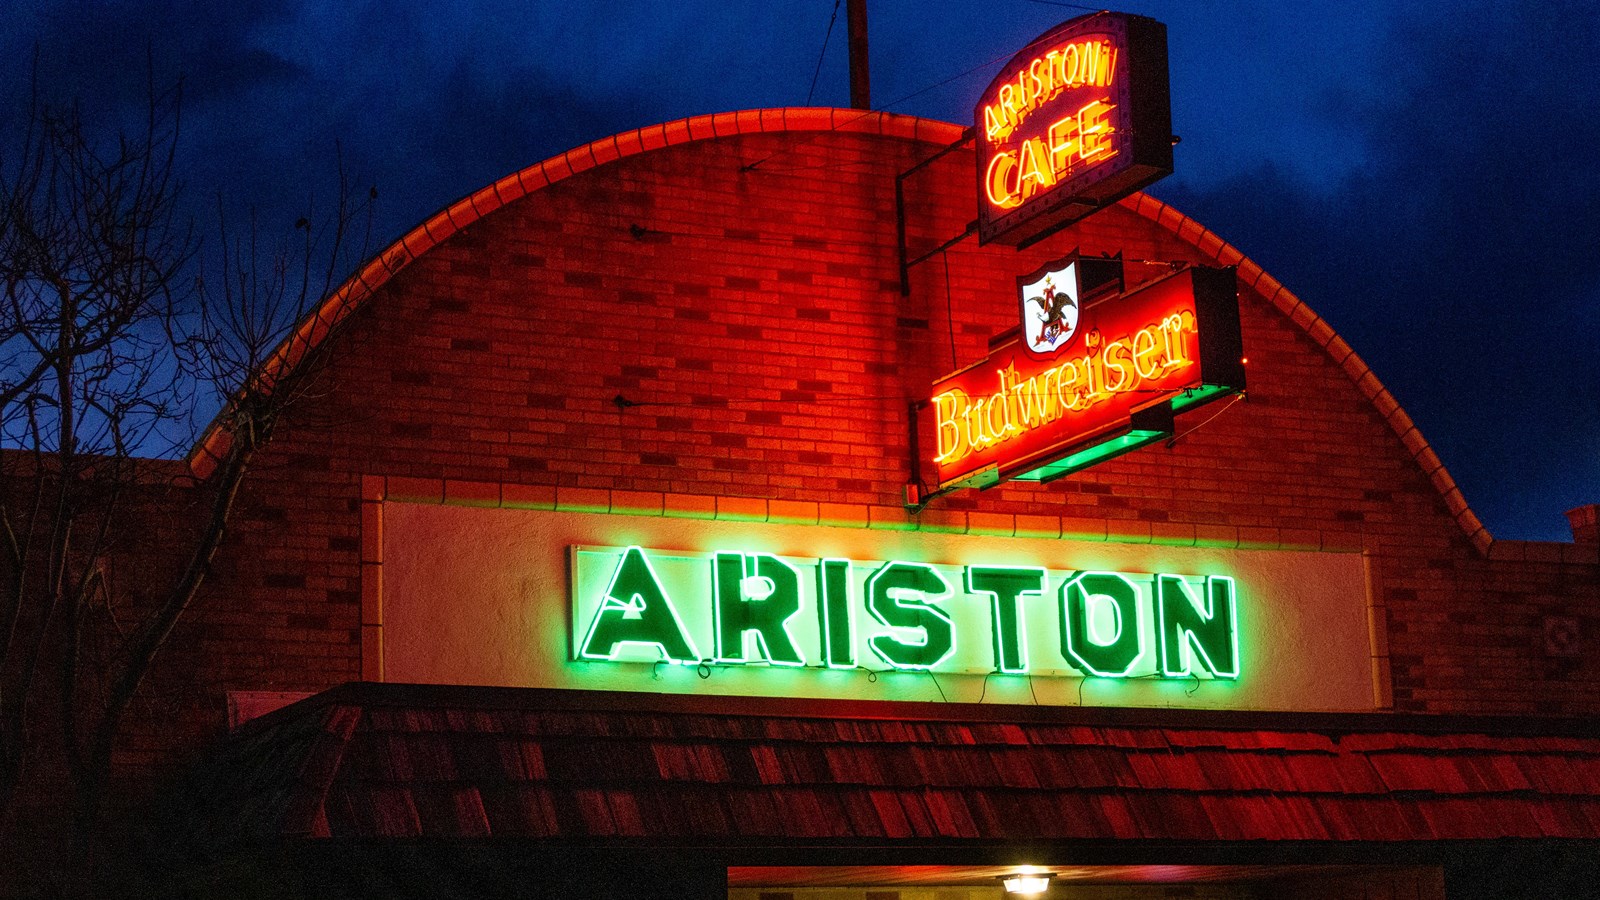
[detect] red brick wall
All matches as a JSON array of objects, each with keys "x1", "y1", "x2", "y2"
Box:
[{"x1": 142, "y1": 112, "x2": 1597, "y2": 770}]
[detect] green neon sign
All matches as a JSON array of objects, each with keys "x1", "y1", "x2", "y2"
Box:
[
  {"x1": 712, "y1": 552, "x2": 804, "y2": 666},
  {"x1": 816, "y1": 558, "x2": 856, "y2": 669},
  {"x1": 572, "y1": 546, "x2": 1242, "y2": 681},
  {"x1": 1157, "y1": 574, "x2": 1239, "y2": 679},
  {"x1": 965, "y1": 566, "x2": 1045, "y2": 674},
  {"x1": 1060, "y1": 571, "x2": 1144, "y2": 677},
  {"x1": 865, "y1": 561, "x2": 957, "y2": 671}
]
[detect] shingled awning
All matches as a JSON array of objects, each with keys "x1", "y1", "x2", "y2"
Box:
[{"x1": 165, "y1": 682, "x2": 1600, "y2": 859}]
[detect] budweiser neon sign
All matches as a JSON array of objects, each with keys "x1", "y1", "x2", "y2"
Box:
[
  {"x1": 975, "y1": 13, "x2": 1173, "y2": 246},
  {"x1": 934, "y1": 310, "x2": 1194, "y2": 467},
  {"x1": 922, "y1": 262, "x2": 1244, "y2": 490}
]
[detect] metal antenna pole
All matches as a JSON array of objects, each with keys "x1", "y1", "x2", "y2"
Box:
[{"x1": 847, "y1": 0, "x2": 871, "y2": 109}]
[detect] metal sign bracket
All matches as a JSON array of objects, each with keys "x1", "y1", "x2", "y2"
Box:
[{"x1": 896, "y1": 128, "x2": 976, "y2": 296}]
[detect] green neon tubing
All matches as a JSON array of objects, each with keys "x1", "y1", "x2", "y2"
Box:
[
  {"x1": 710, "y1": 552, "x2": 805, "y2": 666},
  {"x1": 1156, "y1": 574, "x2": 1240, "y2": 679},
  {"x1": 965, "y1": 566, "x2": 1046, "y2": 674},
  {"x1": 864, "y1": 561, "x2": 956, "y2": 670},
  {"x1": 578, "y1": 546, "x2": 699, "y2": 664},
  {"x1": 1059, "y1": 571, "x2": 1144, "y2": 677},
  {"x1": 816, "y1": 558, "x2": 856, "y2": 669}
]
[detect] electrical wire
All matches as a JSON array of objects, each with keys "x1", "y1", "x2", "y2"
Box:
[
  {"x1": 629, "y1": 221, "x2": 1187, "y2": 274},
  {"x1": 615, "y1": 393, "x2": 911, "y2": 410},
  {"x1": 743, "y1": 46, "x2": 1023, "y2": 173},
  {"x1": 806, "y1": 0, "x2": 844, "y2": 106},
  {"x1": 942, "y1": 249, "x2": 958, "y2": 369},
  {"x1": 1024, "y1": 0, "x2": 1109, "y2": 10},
  {"x1": 613, "y1": 382, "x2": 1212, "y2": 411},
  {"x1": 1164, "y1": 391, "x2": 1247, "y2": 448}
]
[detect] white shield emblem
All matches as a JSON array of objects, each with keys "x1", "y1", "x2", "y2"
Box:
[{"x1": 1021, "y1": 261, "x2": 1080, "y2": 355}]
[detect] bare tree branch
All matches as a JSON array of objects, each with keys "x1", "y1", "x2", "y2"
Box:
[{"x1": 0, "y1": 60, "x2": 376, "y2": 889}]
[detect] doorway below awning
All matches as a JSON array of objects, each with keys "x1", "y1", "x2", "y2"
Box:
[{"x1": 727, "y1": 865, "x2": 1441, "y2": 899}]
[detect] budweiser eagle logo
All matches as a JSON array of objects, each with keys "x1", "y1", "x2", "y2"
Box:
[{"x1": 1021, "y1": 261, "x2": 1080, "y2": 356}]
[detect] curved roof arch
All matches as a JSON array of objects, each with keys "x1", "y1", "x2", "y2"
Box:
[{"x1": 188, "y1": 107, "x2": 1489, "y2": 554}]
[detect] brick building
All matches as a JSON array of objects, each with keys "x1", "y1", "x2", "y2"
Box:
[{"x1": 120, "y1": 108, "x2": 1600, "y2": 897}]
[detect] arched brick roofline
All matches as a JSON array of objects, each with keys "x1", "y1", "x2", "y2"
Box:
[
  {"x1": 186, "y1": 107, "x2": 1490, "y2": 555},
  {"x1": 1122, "y1": 193, "x2": 1492, "y2": 555},
  {"x1": 186, "y1": 108, "x2": 965, "y2": 479}
]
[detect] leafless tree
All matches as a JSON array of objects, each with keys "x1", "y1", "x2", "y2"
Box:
[{"x1": 0, "y1": 70, "x2": 373, "y2": 884}]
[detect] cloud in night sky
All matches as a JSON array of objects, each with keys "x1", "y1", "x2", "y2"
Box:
[
  {"x1": 1156, "y1": 0, "x2": 1600, "y2": 540},
  {"x1": 0, "y1": 0, "x2": 1593, "y2": 539}
]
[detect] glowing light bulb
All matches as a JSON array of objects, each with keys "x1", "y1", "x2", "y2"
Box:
[{"x1": 1001, "y1": 868, "x2": 1054, "y2": 895}]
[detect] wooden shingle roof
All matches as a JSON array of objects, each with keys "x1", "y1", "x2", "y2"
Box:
[{"x1": 168, "y1": 683, "x2": 1600, "y2": 855}]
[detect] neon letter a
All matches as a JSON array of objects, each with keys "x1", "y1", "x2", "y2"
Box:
[{"x1": 579, "y1": 546, "x2": 698, "y2": 663}]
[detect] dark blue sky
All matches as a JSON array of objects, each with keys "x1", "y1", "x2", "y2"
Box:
[{"x1": 3, "y1": 1, "x2": 1594, "y2": 540}]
